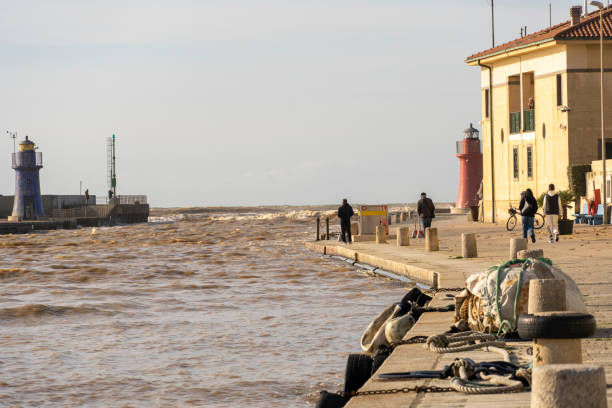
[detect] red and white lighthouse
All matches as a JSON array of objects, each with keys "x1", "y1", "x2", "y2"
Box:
[{"x1": 456, "y1": 124, "x2": 483, "y2": 209}]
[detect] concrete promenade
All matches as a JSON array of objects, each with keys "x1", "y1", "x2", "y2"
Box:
[{"x1": 306, "y1": 215, "x2": 612, "y2": 406}]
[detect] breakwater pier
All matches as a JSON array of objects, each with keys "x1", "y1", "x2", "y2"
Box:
[{"x1": 306, "y1": 215, "x2": 612, "y2": 406}]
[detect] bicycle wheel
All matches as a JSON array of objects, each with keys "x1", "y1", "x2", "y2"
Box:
[
  {"x1": 506, "y1": 215, "x2": 517, "y2": 231},
  {"x1": 534, "y1": 213, "x2": 545, "y2": 229}
]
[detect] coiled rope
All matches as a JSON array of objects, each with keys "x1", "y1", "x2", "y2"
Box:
[
  {"x1": 450, "y1": 374, "x2": 524, "y2": 394},
  {"x1": 425, "y1": 331, "x2": 505, "y2": 353}
]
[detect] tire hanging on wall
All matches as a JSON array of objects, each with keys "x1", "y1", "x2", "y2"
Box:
[
  {"x1": 344, "y1": 353, "x2": 373, "y2": 394},
  {"x1": 315, "y1": 391, "x2": 349, "y2": 408}
]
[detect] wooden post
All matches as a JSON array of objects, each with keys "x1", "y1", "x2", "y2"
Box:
[
  {"x1": 425, "y1": 227, "x2": 439, "y2": 252},
  {"x1": 316, "y1": 217, "x2": 320, "y2": 241},
  {"x1": 397, "y1": 227, "x2": 410, "y2": 246},
  {"x1": 461, "y1": 233, "x2": 477, "y2": 258},
  {"x1": 509, "y1": 237, "x2": 528, "y2": 259},
  {"x1": 325, "y1": 217, "x2": 330, "y2": 240},
  {"x1": 376, "y1": 226, "x2": 386, "y2": 244}
]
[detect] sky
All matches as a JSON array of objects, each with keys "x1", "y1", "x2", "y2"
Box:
[{"x1": 0, "y1": 0, "x2": 596, "y2": 207}]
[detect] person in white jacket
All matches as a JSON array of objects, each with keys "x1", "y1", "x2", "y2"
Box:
[{"x1": 542, "y1": 184, "x2": 562, "y2": 243}]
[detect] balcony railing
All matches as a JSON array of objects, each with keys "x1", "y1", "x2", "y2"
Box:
[
  {"x1": 113, "y1": 195, "x2": 148, "y2": 205},
  {"x1": 523, "y1": 109, "x2": 535, "y2": 131},
  {"x1": 11, "y1": 152, "x2": 43, "y2": 168},
  {"x1": 509, "y1": 109, "x2": 535, "y2": 134}
]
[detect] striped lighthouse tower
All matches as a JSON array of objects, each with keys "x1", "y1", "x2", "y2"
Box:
[{"x1": 9, "y1": 136, "x2": 44, "y2": 221}]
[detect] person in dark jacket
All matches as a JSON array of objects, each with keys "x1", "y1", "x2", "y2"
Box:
[
  {"x1": 337, "y1": 199, "x2": 354, "y2": 243},
  {"x1": 519, "y1": 188, "x2": 538, "y2": 243},
  {"x1": 417, "y1": 192, "x2": 435, "y2": 230}
]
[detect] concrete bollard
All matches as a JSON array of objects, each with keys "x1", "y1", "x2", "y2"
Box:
[
  {"x1": 532, "y1": 364, "x2": 607, "y2": 408},
  {"x1": 533, "y1": 338, "x2": 582, "y2": 366},
  {"x1": 517, "y1": 248, "x2": 544, "y2": 259},
  {"x1": 397, "y1": 227, "x2": 410, "y2": 247},
  {"x1": 376, "y1": 226, "x2": 386, "y2": 244},
  {"x1": 461, "y1": 233, "x2": 477, "y2": 258},
  {"x1": 351, "y1": 222, "x2": 359, "y2": 236},
  {"x1": 528, "y1": 279, "x2": 566, "y2": 314},
  {"x1": 509, "y1": 237, "x2": 527, "y2": 259},
  {"x1": 425, "y1": 228, "x2": 439, "y2": 252}
]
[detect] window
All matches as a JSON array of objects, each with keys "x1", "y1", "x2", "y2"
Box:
[
  {"x1": 527, "y1": 145, "x2": 533, "y2": 179},
  {"x1": 542, "y1": 123, "x2": 546, "y2": 139},
  {"x1": 485, "y1": 89, "x2": 490, "y2": 118},
  {"x1": 513, "y1": 147, "x2": 519, "y2": 179},
  {"x1": 556, "y1": 74, "x2": 562, "y2": 106},
  {"x1": 501, "y1": 129, "x2": 504, "y2": 143},
  {"x1": 597, "y1": 139, "x2": 612, "y2": 159}
]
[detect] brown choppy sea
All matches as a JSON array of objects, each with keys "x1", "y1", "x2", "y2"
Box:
[{"x1": 0, "y1": 206, "x2": 411, "y2": 407}]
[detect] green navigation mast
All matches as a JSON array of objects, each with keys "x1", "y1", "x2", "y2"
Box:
[{"x1": 107, "y1": 134, "x2": 117, "y2": 197}]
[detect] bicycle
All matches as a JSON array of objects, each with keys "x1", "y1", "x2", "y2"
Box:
[{"x1": 506, "y1": 205, "x2": 545, "y2": 232}]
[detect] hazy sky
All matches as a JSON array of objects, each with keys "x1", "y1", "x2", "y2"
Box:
[{"x1": 0, "y1": 0, "x2": 592, "y2": 207}]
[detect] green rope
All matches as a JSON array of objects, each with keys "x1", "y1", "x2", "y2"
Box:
[{"x1": 485, "y1": 258, "x2": 554, "y2": 337}]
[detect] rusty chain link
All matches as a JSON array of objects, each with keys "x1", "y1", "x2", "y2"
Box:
[{"x1": 340, "y1": 384, "x2": 455, "y2": 397}]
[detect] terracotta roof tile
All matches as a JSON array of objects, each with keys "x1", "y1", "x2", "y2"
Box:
[{"x1": 466, "y1": 6, "x2": 612, "y2": 62}]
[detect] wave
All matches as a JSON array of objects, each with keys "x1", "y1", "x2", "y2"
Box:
[{"x1": 0, "y1": 303, "x2": 112, "y2": 320}]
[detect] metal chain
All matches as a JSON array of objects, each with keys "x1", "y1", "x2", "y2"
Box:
[
  {"x1": 431, "y1": 287, "x2": 464, "y2": 294},
  {"x1": 341, "y1": 385, "x2": 455, "y2": 397},
  {"x1": 390, "y1": 335, "x2": 427, "y2": 347}
]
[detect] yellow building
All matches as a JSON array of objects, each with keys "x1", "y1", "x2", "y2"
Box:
[{"x1": 466, "y1": 6, "x2": 612, "y2": 222}]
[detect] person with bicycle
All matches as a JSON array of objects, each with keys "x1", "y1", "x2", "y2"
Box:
[
  {"x1": 543, "y1": 184, "x2": 562, "y2": 243},
  {"x1": 519, "y1": 188, "x2": 538, "y2": 243}
]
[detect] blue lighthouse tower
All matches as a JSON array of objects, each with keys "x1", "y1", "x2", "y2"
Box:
[{"x1": 9, "y1": 136, "x2": 44, "y2": 220}]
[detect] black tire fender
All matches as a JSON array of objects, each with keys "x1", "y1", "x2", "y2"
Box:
[
  {"x1": 344, "y1": 353, "x2": 373, "y2": 394},
  {"x1": 517, "y1": 312, "x2": 596, "y2": 339},
  {"x1": 315, "y1": 391, "x2": 349, "y2": 408}
]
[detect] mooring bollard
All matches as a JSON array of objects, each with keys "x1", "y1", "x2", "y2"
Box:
[
  {"x1": 397, "y1": 227, "x2": 410, "y2": 247},
  {"x1": 528, "y1": 279, "x2": 566, "y2": 314},
  {"x1": 325, "y1": 217, "x2": 330, "y2": 240},
  {"x1": 461, "y1": 233, "x2": 477, "y2": 258},
  {"x1": 316, "y1": 217, "x2": 320, "y2": 241},
  {"x1": 376, "y1": 225, "x2": 386, "y2": 244},
  {"x1": 351, "y1": 221, "x2": 359, "y2": 237},
  {"x1": 425, "y1": 227, "x2": 439, "y2": 252},
  {"x1": 509, "y1": 237, "x2": 527, "y2": 259},
  {"x1": 531, "y1": 364, "x2": 607, "y2": 408},
  {"x1": 517, "y1": 248, "x2": 544, "y2": 259},
  {"x1": 518, "y1": 311, "x2": 596, "y2": 366}
]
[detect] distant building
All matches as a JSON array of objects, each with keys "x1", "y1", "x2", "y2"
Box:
[{"x1": 465, "y1": 5, "x2": 612, "y2": 222}]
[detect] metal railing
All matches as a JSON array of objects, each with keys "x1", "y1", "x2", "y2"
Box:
[
  {"x1": 523, "y1": 109, "x2": 535, "y2": 131},
  {"x1": 114, "y1": 195, "x2": 147, "y2": 205},
  {"x1": 509, "y1": 110, "x2": 535, "y2": 134},
  {"x1": 11, "y1": 152, "x2": 43, "y2": 168},
  {"x1": 52, "y1": 205, "x2": 110, "y2": 220}
]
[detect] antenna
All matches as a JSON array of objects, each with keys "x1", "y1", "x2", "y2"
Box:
[
  {"x1": 106, "y1": 134, "x2": 117, "y2": 195},
  {"x1": 7, "y1": 131, "x2": 17, "y2": 153},
  {"x1": 491, "y1": 0, "x2": 495, "y2": 47},
  {"x1": 549, "y1": 3, "x2": 552, "y2": 28}
]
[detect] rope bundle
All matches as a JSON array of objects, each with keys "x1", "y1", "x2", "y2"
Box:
[{"x1": 425, "y1": 331, "x2": 505, "y2": 353}]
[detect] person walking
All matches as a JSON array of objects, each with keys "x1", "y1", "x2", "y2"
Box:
[
  {"x1": 84, "y1": 189, "x2": 90, "y2": 206},
  {"x1": 417, "y1": 192, "x2": 435, "y2": 231},
  {"x1": 337, "y1": 199, "x2": 354, "y2": 243},
  {"x1": 519, "y1": 188, "x2": 538, "y2": 243},
  {"x1": 543, "y1": 183, "x2": 562, "y2": 243}
]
